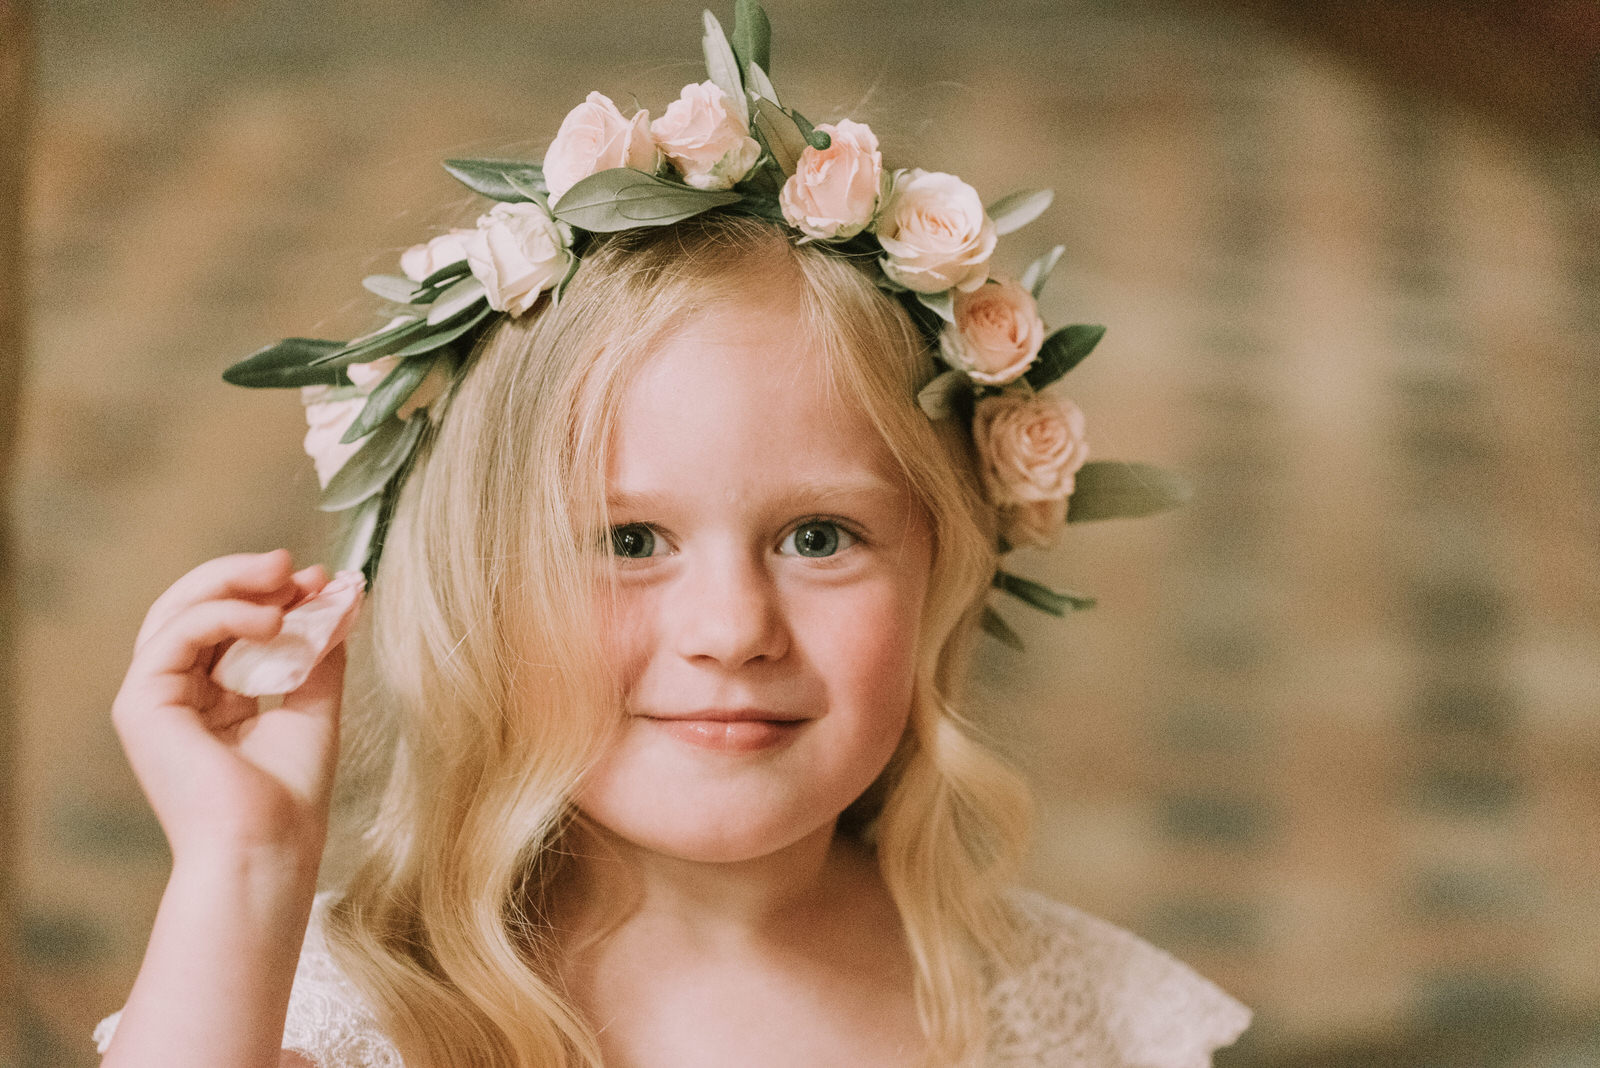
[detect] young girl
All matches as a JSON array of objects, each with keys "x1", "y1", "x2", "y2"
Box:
[{"x1": 93, "y1": 7, "x2": 1250, "y2": 1066}]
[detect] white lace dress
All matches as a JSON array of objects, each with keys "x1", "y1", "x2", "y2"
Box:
[{"x1": 94, "y1": 889, "x2": 1251, "y2": 1066}]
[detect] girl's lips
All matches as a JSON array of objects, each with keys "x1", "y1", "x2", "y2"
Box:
[{"x1": 644, "y1": 716, "x2": 809, "y2": 753}]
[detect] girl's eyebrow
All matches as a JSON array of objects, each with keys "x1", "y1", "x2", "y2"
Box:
[{"x1": 605, "y1": 474, "x2": 907, "y2": 512}]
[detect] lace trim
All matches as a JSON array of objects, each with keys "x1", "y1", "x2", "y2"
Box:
[{"x1": 97, "y1": 889, "x2": 1249, "y2": 1067}]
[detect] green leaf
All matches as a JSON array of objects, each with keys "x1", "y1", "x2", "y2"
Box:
[
  {"x1": 746, "y1": 59, "x2": 779, "y2": 104},
  {"x1": 1066, "y1": 461, "x2": 1192, "y2": 523},
  {"x1": 311, "y1": 318, "x2": 432, "y2": 368},
  {"x1": 442, "y1": 158, "x2": 547, "y2": 202},
  {"x1": 332, "y1": 491, "x2": 385, "y2": 573},
  {"x1": 319, "y1": 413, "x2": 426, "y2": 513},
  {"x1": 732, "y1": 0, "x2": 772, "y2": 83},
  {"x1": 1024, "y1": 324, "x2": 1104, "y2": 389},
  {"x1": 993, "y1": 570, "x2": 1096, "y2": 615},
  {"x1": 425, "y1": 276, "x2": 487, "y2": 326},
  {"x1": 552, "y1": 168, "x2": 741, "y2": 232},
  {"x1": 391, "y1": 305, "x2": 492, "y2": 358},
  {"x1": 551, "y1": 252, "x2": 582, "y2": 307},
  {"x1": 223, "y1": 338, "x2": 348, "y2": 388},
  {"x1": 340, "y1": 356, "x2": 438, "y2": 444},
  {"x1": 979, "y1": 606, "x2": 1025, "y2": 650},
  {"x1": 1021, "y1": 244, "x2": 1065, "y2": 299},
  {"x1": 916, "y1": 369, "x2": 968, "y2": 420},
  {"x1": 987, "y1": 188, "x2": 1054, "y2": 236},
  {"x1": 415, "y1": 257, "x2": 472, "y2": 291},
  {"x1": 915, "y1": 288, "x2": 956, "y2": 324},
  {"x1": 750, "y1": 97, "x2": 810, "y2": 176},
  {"x1": 362, "y1": 275, "x2": 423, "y2": 304},
  {"x1": 701, "y1": 10, "x2": 748, "y2": 126},
  {"x1": 790, "y1": 107, "x2": 829, "y2": 149}
]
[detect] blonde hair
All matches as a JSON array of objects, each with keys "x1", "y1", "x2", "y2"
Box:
[{"x1": 325, "y1": 213, "x2": 1033, "y2": 1066}]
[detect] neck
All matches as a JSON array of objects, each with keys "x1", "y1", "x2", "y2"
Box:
[{"x1": 554, "y1": 819, "x2": 878, "y2": 946}]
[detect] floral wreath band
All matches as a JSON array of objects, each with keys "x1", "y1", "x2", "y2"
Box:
[{"x1": 222, "y1": 0, "x2": 1189, "y2": 649}]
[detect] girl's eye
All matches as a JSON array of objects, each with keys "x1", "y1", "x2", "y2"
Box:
[
  {"x1": 610, "y1": 524, "x2": 657, "y2": 559},
  {"x1": 781, "y1": 520, "x2": 856, "y2": 558}
]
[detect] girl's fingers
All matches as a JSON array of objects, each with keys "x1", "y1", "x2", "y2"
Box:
[
  {"x1": 133, "y1": 599, "x2": 286, "y2": 682},
  {"x1": 134, "y1": 551, "x2": 299, "y2": 651}
]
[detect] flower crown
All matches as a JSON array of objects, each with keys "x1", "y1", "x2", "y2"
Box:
[{"x1": 222, "y1": 1, "x2": 1189, "y2": 649}]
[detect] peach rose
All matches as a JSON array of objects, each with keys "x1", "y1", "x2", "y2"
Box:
[
  {"x1": 940, "y1": 278, "x2": 1045, "y2": 385},
  {"x1": 543, "y1": 91, "x2": 658, "y2": 202},
  {"x1": 971, "y1": 392, "x2": 1089, "y2": 511},
  {"x1": 399, "y1": 229, "x2": 472, "y2": 283},
  {"x1": 649, "y1": 81, "x2": 762, "y2": 191},
  {"x1": 465, "y1": 202, "x2": 571, "y2": 316},
  {"x1": 875, "y1": 169, "x2": 997, "y2": 294},
  {"x1": 778, "y1": 119, "x2": 882, "y2": 240}
]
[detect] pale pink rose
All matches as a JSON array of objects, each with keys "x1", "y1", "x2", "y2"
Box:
[
  {"x1": 543, "y1": 91, "x2": 658, "y2": 202},
  {"x1": 400, "y1": 229, "x2": 472, "y2": 283},
  {"x1": 778, "y1": 119, "x2": 882, "y2": 240},
  {"x1": 875, "y1": 169, "x2": 997, "y2": 294},
  {"x1": 211, "y1": 570, "x2": 366, "y2": 696},
  {"x1": 465, "y1": 202, "x2": 571, "y2": 316},
  {"x1": 299, "y1": 389, "x2": 367, "y2": 489},
  {"x1": 939, "y1": 278, "x2": 1045, "y2": 385},
  {"x1": 998, "y1": 498, "x2": 1069, "y2": 549},
  {"x1": 971, "y1": 392, "x2": 1089, "y2": 512},
  {"x1": 649, "y1": 81, "x2": 762, "y2": 191}
]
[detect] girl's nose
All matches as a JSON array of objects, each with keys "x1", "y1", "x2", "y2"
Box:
[{"x1": 671, "y1": 549, "x2": 790, "y2": 668}]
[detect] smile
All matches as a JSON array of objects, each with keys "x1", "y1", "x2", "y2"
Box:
[{"x1": 642, "y1": 716, "x2": 810, "y2": 753}]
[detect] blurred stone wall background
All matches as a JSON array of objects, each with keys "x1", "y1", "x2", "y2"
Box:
[{"x1": 8, "y1": 0, "x2": 1600, "y2": 1065}]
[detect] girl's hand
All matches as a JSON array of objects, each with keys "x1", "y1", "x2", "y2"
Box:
[{"x1": 111, "y1": 549, "x2": 349, "y2": 870}]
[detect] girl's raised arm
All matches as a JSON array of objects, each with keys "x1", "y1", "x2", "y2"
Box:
[{"x1": 97, "y1": 550, "x2": 350, "y2": 1068}]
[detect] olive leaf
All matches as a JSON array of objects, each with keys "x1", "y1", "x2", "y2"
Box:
[
  {"x1": 1066, "y1": 461, "x2": 1192, "y2": 523},
  {"x1": 311, "y1": 318, "x2": 432, "y2": 368},
  {"x1": 746, "y1": 59, "x2": 780, "y2": 105},
  {"x1": 425, "y1": 276, "x2": 487, "y2": 326},
  {"x1": 987, "y1": 189, "x2": 1054, "y2": 236},
  {"x1": 915, "y1": 288, "x2": 956, "y2": 324},
  {"x1": 414, "y1": 257, "x2": 472, "y2": 291},
  {"x1": 393, "y1": 304, "x2": 492, "y2": 358},
  {"x1": 1021, "y1": 244, "x2": 1065, "y2": 299},
  {"x1": 442, "y1": 158, "x2": 547, "y2": 202},
  {"x1": 751, "y1": 96, "x2": 809, "y2": 176},
  {"x1": 332, "y1": 490, "x2": 386, "y2": 577},
  {"x1": 223, "y1": 338, "x2": 349, "y2": 388},
  {"x1": 979, "y1": 606, "x2": 1025, "y2": 650},
  {"x1": 732, "y1": 0, "x2": 773, "y2": 83},
  {"x1": 1024, "y1": 324, "x2": 1104, "y2": 390},
  {"x1": 916, "y1": 369, "x2": 969, "y2": 420},
  {"x1": 701, "y1": 10, "x2": 748, "y2": 126},
  {"x1": 319, "y1": 413, "x2": 427, "y2": 513},
  {"x1": 340, "y1": 355, "x2": 439, "y2": 444},
  {"x1": 553, "y1": 169, "x2": 740, "y2": 232},
  {"x1": 362, "y1": 275, "x2": 424, "y2": 305},
  {"x1": 993, "y1": 570, "x2": 1096, "y2": 615}
]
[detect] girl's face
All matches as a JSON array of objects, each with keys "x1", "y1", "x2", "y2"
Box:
[{"x1": 577, "y1": 277, "x2": 933, "y2": 865}]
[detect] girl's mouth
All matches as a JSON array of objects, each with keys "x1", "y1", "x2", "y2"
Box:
[{"x1": 643, "y1": 716, "x2": 810, "y2": 752}]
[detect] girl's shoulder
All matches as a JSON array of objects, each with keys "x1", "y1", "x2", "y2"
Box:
[
  {"x1": 985, "y1": 887, "x2": 1252, "y2": 1067},
  {"x1": 94, "y1": 891, "x2": 404, "y2": 1068}
]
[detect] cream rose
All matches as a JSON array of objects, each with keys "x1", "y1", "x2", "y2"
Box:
[
  {"x1": 875, "y1": 169, "x2": 997, "y2": 294},
  {"x1": 299, "y1": 389, "x2": 367, "y2": 489},
  {"x1": 649, "y1": 81, "x2": 762, "y2": 191},
  {"x1": 399, "y1": 229, "x2": 472, "y2": 283},
  {"x1": 543, "y1": 91, "x2": 658, "y2": 202},
  {"x1": 778, "y1": 119, "x2": 882, "y2": 240},
  {"x1": 939, "y1": 277, "x2": 1045, "y2": 385},
  {"x1": 465, "y1": 202, "x2": 571, "y2": 316},
  {"x1": 971, "y1": 392, "x2": 1089, "y2": 511}
]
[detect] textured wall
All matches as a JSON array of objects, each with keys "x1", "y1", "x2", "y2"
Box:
[{"x1": 12, "y1": 1, "x2": 1600, "y2": 1065}]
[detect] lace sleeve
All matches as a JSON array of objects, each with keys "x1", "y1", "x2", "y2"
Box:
[
  {"x1": 93, "y1": 892, "x2": 404, "y2": 1068},
  {"x1": 986, "y1": 889, "x2": 1252, "y2": 1067}
]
